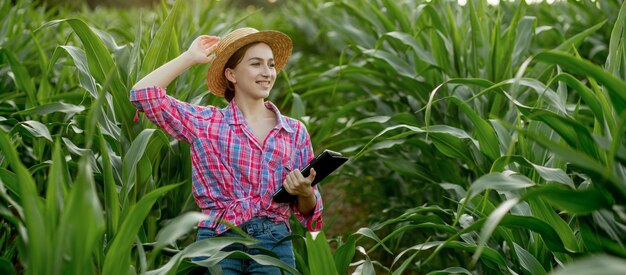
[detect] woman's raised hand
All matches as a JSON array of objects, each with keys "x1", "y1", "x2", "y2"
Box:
[{"x1": 185, "y1": 35, "x2": 220, "y2": 64}]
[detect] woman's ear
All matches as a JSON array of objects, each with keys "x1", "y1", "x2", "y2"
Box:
[{"x1": 225, "y1": 68, "x2": 236, "y2": 84}]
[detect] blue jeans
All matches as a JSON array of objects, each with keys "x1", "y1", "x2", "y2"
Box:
[{"x1": 194, "y1": 217, "x2": 295, "y2": 274}]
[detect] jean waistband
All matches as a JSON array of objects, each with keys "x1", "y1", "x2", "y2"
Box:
[{"x1": 239, "y1": 217, "x2": 279, "y2": 235}]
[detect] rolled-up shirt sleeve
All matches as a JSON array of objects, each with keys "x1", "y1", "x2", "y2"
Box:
[
  {"x1": 291, "y1": 123, "x2": 324, "y2": 231},
  {"x1": 130, "y1": 86, "x2": 212, "y2": 143}
]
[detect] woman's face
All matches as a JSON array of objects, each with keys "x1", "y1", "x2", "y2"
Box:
[{"x1": 227, "y1": 43, "x2": 276, "y2": 100}]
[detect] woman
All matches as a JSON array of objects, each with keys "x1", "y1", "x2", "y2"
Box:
[{"x1": 130, "y1": 27, "x2": 323, "y2": 274}]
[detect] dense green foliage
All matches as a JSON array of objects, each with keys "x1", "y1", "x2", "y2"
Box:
[{"x1": 1, "y1": 0, "x2": 626, "y2": 274}]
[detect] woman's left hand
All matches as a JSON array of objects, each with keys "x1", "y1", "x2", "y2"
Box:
[{"x1": 283, "y1": 168, "x2": 316, "y2": 198}]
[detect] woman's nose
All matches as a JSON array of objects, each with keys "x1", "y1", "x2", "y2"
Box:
[{"x1": 260, "y1": 65, "x2": 272, "y2": 76}]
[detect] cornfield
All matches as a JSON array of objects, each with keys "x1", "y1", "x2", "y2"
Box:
[{"x1": 1, "y1": 0, "x2": 626, "y2": 274}]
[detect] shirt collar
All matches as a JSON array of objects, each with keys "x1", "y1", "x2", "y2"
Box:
[{"x1": 223, "y1": 100, "x2": 294, "y2": 133}]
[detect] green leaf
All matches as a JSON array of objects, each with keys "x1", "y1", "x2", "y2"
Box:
[
  {"x1": 98, "y1": 130, "x2": 120, "y2": 239},
  {"x1": 426, "y1": 267, "x2": 472, "y2": 275},
  {"x1": 526, "y1": 197, "x2": 580, "y2": 252},
  {"x1": 1, "y1": 49, "x2": 37, "y2": 108},
  {"x1": 551, "y1": 254, "x2": 626, "y2": 275},
  {"x1": 0, "y1": 257, "x2": 16, "y2": 275},
  {"x1": 382, "y1": 32, "x2": 436, "y2": 65},
  {"x1": 473, "y1": 198, "x2": 519, "y2": 265},
  {"x1": 398, "y1": 240, "x2": 506, "y2": 267},
  {"x1": 535, "y1": 51, "x2": 626, "y2": 114},
  {"x1": 39, "y1": 18, "x2": 135, "y2": 139},
  {"x1": 354, "y1": 227, "x2": 393, "y2": 255},
  {"x1": 469, "y1": 172, "x2": 535, "y2": 198},
  {"x1": 49, "y1": 45, "x2": 98, "y2": 98},
  {"x1": 448, "y1": 97, "x2": 500, "y2": 162},
  {"x1": 491, "y1": 155, "x2": 574, "y2": 187},
  {"x1": 13, "y1": 102, "x2": 85, "y2": 121},
  {"x1": 606, "y1": 1, "x2": 626, "y2": 77},
  {"x1": 516, "y1": 127, "x2": 626, "y2": 201},
  {"x1": 333, "y1": 235, "x2": 356, "y2": 275},
  {"x1": 153, "y1": 212, "x2": 207, "y2": 252},
  {"x1": 197, "y1": 250, "x2": 301, "y2": 275},
  {"x1": 54, "y1": 157, "x2": 105, "y2": 274},
  {"x1": 500, "y1": 215, "x2": 567, "y2": 253},
  {"x1": 429, "y1": 132, "x2": 474, "y2": 164},
  {"x1": 306, "y1": 231, "x2": 338, "y2": 275},
  {"x1": 0, "y1": 131, "x2": 46, "y2": 274},
  {"x1": 44, "y1": 140, "x2": 69, "y2": 245},
  {"x1": 121, "y1": 129, "x2": 169, "y2": 208},
  {"x1": 146, "y1": 237, "x2": 259, "y2": 275},
  {"x1": 140, "y1": 0, "x2": 182, "y2": 78},
  {"x1": 525, "y1": 184, "x2": 612, "y2": 215},
  {"x1": 290, "y1": 92, "x2": 306, "y2": 120},
  {"x1": 513, "y1": 243, "x2": 547, "y2": 275},
  {"x1": 103, "y1": 183, "x2": 181, "y2": 275},
  {"x1": 15, "y1": 120, "x2": 52, "y2": 142}
]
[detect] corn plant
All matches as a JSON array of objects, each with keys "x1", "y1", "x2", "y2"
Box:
[{"x1": 2, "y1": 0, "x2": 626, "y2": 274}]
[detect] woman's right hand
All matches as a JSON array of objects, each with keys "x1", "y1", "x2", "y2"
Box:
[{"x1": 185, "y1": 35, "x2": 220, "y2": 64}]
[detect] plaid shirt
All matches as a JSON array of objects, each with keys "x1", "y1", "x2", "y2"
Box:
[{"x1": 130, "y1": 86, "x2": 323, "y2": 234}]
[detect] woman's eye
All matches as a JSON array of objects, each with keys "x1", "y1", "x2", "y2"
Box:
[
  {"x1": 269, "y1": 63, "x2": 275, "y2": 68},
  {"x1": 251, "y1": 63, "x2": 260, "y2": 66}
]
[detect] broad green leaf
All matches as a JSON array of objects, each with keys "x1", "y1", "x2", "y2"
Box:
[
  {"x1": 500, "y1": 215, "x2": 566, "y2": 253},
  {"x1": 99, "y1": 130, "x2": 120, "y2": 239},
  {"x1": 0, "y1": 168, "x2": 18, "y2": 199},
  {"x1": 333, "y1": 235, "x2": 356, "y2": 275},
  {"x1": 44, "y1": 140, "x2": 68, "y2": 246},
  {"x1": 426, "y1": 267, "x2": 472, "y2": 275},
  {"x1": 491, "y1": 155, "x2": 574, "y2": 187},
  {"x1": 153, "y1": 212, "x2": 207, "y2": 252},
  {"x1": 13, "y1": 102, "x2": 85, "y2": 121},
  {"x1": 354, "y1": 227, "x2": 393, "y2": 255},
  {"x1": 49, "y1": 45, "x2": 98, "y2": 98},
  {"x1": 0, "y1": 257, "x2": 16, "y2": 275},
  {"x1": 527, "y1": 197, "x2": 580, "y2": 252},
  {"x1": 140, "y1": 0, "x2": 182, "y2": 78},
  {"x1": 0, "y1": 131, "x2": 46, "y2": 275},
  {"x1": 429, "y1": 132, "x2": 474, "y2": 164},
  {"x1": 551, "y1": 254, "x2": 626, "y2": 275},
  {"x1": 535, "y1": 51, "x2": 626, "y2": 114},
  {"x1": 605, "y1": 1, "x2": 626, "y2": 77},
  {"x1": 197, "y1": 250, "x2": 300, "y2": 275},
  {"x1": 448, "y1": 97, "x2": 500, "y2": 162},
  {"x1": 525, "y1": 184, "x2": 612, "y2": 215},
  {"x1": 397, "y1": 240, "x2": 506, "y2": 267},
  {"x1": 15, "y1": 120, "x2": 52, "y2": 142},
  {"x1": 103, "y1": 183, "x2": 181, "y2": 275},
  {"x1": 513, "y1": 243, "x2": 547, "y2": 275},
  {"x1": 290, "y1": 92, "x2": 306, "y2": 120},
  {"x1": 39, "y1": 18, "x2": 135, "y2": 139},
  {"x1": 145, "y1": 237, "x2": 259, "y2": 275},
  {"x1": 1, "y1": 49, "x2": 37, "y2": 108},
  {"x1": 54, "y1": 157, "x2": 104, "y2": 275},
  {"x1": 382, "y1": 32, "x2": 436, "y2": 66},
  {"x1": 517, "y1": 127, "x2": 626, "y2": 201},
  {"x1": 473, "y1": 198, "x2": 519, "y2": 264},
  {"x1": 306, "y1": 231, "x2": 338, "y2": 275},
  {"x1": 469, "y1": 172, "x2": 535, "y2": 198},
  {"x1": 121, "y1": 128, "x2": 169, "y2": 208},
  {"x1": 548, "y1": 73, "x2": 605, "y2": 125}
]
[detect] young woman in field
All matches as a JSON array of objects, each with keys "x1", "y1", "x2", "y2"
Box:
[{"x1": 130, "y1": 27, "x2": 323, "y2": 274}]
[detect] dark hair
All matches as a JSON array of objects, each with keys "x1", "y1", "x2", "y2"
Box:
[{"x1": 223, "y1": 42, "x2": 262, "y2": 102}]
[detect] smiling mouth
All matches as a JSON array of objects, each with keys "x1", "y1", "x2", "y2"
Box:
[{"x1": 256, "y1": 81, "x2": 271, "y2": 87}]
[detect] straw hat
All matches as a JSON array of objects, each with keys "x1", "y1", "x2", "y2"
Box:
[{"x1": 206, "y1": 27, "x2": 293, "y2": 97}]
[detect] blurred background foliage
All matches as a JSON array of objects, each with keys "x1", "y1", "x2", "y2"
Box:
[{"x1": 1, "y1": 0, "x2": 626, "y2": 274}]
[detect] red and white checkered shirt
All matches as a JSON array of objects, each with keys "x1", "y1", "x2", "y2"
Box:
[{"x1": 130, "y1": 86, "x2": 323, "y2": 234}]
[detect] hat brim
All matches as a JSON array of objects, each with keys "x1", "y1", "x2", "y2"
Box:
[{"x1": 206, "y1": 30, "x2": 292, "y2": 97}]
